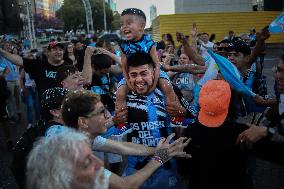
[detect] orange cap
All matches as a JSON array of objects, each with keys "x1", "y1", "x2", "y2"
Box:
[{"x1": 198, "y1": 80, "x2": 231, "y2": 127}]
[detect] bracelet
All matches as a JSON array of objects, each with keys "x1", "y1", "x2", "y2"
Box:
[
  {"x1": 151, "y1": 156, "x2": 163, "y2": 165},
  {"x1": 154, "y1": 148, "x2": 170, "y2": 163}
]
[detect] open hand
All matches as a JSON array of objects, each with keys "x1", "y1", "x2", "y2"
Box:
[
  {"x1": 236, "y1": 124, "x2": 267, "y2": 149},
  {"x1": 155, "y1": 133, "x2": 192, "y2": 163}
]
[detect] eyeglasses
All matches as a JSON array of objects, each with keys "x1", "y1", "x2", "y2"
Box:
[{"x1": 84, "y1": 105, "x2": 108, "y2": 119}]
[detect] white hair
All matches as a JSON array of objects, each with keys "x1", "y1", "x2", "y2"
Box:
[{"x1": 26, "y1": 129, "x2": 91, "y2": 189}]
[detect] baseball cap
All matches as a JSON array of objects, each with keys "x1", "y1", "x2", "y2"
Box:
[
  {"x1": 198, "y1": 80, "x2": 231, "y2": 128},
  {"x1": 47, "y1": 41, "x2": 64, "y2": 50}
]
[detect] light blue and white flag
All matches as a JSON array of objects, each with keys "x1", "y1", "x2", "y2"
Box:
[
  {"x1": 207, "y1": 49, "x2": 255, "y2": 98},
  {"x1": 198, "y1": 51, "x2": 219, "y2": 86},
  {"x1": 269, "y1": 12, "x2": 284, "y2": 33}
]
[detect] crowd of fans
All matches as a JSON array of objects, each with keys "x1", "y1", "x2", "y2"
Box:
[{"x1": 0, "y1": 8, "x2": 284, "y2": 189}]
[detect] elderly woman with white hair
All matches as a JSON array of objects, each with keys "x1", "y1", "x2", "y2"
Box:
[{"x1": 27, "y1": 122, "x2": 190, "y2": 189}]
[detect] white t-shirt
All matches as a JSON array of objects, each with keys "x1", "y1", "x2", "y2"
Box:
[{"x1": 203, "y1": 41, "x2": 214, "y2": 48}]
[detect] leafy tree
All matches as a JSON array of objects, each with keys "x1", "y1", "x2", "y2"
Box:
[
  {"x1": 111, "y1": 11, "x2": 120, "y2": 31},
  {"x1": 56, "y1": 0, "x2": 85, "y2": 31},
  {"x1": 56, "y1": 0, "x2": 114, "y2": 32}
]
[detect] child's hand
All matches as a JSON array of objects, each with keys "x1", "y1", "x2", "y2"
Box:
[{"x1": 113, "y1": 107, "x2": 128, "y2": 124}]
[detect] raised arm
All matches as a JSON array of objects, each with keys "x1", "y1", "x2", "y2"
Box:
[
  {"x1": 164, "y1": 64, "x2": 207, "y2": 74},
  {"x1": 177, "y1": 32, "x2": 205, "y2": 66},
  {"x1": 190, "y1": 23, "x2": 198, "y2": 52},
  {"x1": 81, "y1": 46, "x2": 94, "y2": 86},
  {"x1": 0, "y1": 48, "x2": 23, "y2": 66},
  {"x1": 93, "y1": 47, "x2": 123, "y2": 75},
  {"x1": 96, "y1": 47, "x2": 122, "y2": 67},
  {"x1": 248, "y1": 26, "x2": 270, "y2": 67}
]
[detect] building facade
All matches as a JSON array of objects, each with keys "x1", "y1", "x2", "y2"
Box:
[
  {"x1": 35, "y1": 0, "x2": 63, "y2": 19},
  {"x1": 106, "y1": 0, "x2": 116, "y2": 12},
  {"x1": 175, "y1": 0, "x2": 252, "y2": 13}
]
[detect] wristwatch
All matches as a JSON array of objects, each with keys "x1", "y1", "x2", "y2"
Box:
[{"x1": 266, "y1": 127, "x2": 276, "y2": 139}]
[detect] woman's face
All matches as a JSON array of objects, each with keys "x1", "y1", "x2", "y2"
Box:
[
  {"x1": 178, "y1": 53, "x2": 190, "y2": 65},
  {"x1": 67, "y1": 44, "x2": 74, "y2": 53}
]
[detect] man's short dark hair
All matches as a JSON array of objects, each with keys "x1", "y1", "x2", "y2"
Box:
[
  {"x1": 62, "y1": 90, "x2": 101, "y2": 129},
  {"x1": 91, "y1": 54, "x2": 112, "y2": 70},
  {"x1": 121, "y1": 8, "x2": 146, "y2": 23},
  {"x1": 227, "y1": 40, "x2": 251, "y2": 55},
  {"x1": 127, "y1": 52, "x2": 155, "y2": 69},
  {"x1": 56, "y1": 65, "x2": 79, "y2": 83}
]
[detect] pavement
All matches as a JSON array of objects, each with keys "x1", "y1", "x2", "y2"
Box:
[{"x1": 0, "y1": 47, "x2": 284, "y2": 189}]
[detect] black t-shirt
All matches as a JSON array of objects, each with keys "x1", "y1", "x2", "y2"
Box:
[
  {"x1": 179, "y1": 121, "x2": 248, "y2": 189},
  {"x1": 23, "y1": 58, "x2": 71, "y2": 99}
]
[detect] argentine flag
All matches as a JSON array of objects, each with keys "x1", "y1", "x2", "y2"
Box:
[
  {"x1": 269, "y1": 12, "x2": 284, "y2": 33},
  {"x1": 207, "y1": 50, "x2": 255, "y2": 98}
]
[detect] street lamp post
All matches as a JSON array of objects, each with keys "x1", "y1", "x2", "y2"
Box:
[
  {"x1": 20, "y1": 0, "x2": 36, "y2": 49},
  {"x1": 103, "y1": 0, "x2": 107, "y2": 32},
  {"x1": 82, "y1": 0, "x2": 94, "y2": 34}
]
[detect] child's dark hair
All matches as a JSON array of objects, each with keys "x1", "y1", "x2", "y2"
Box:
[
  {"x1": 91, "y1": 54, "x2": 112, "y2": 70},
  {"x1": 127, "y1": 52, "x2": 155, "y2": 68},
  {"x1": 56, "y1": 65, "x2": 79, "y2": 83},
  {"x1": 121, "y1": 8, "x2": 146, "y2": 23}
]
